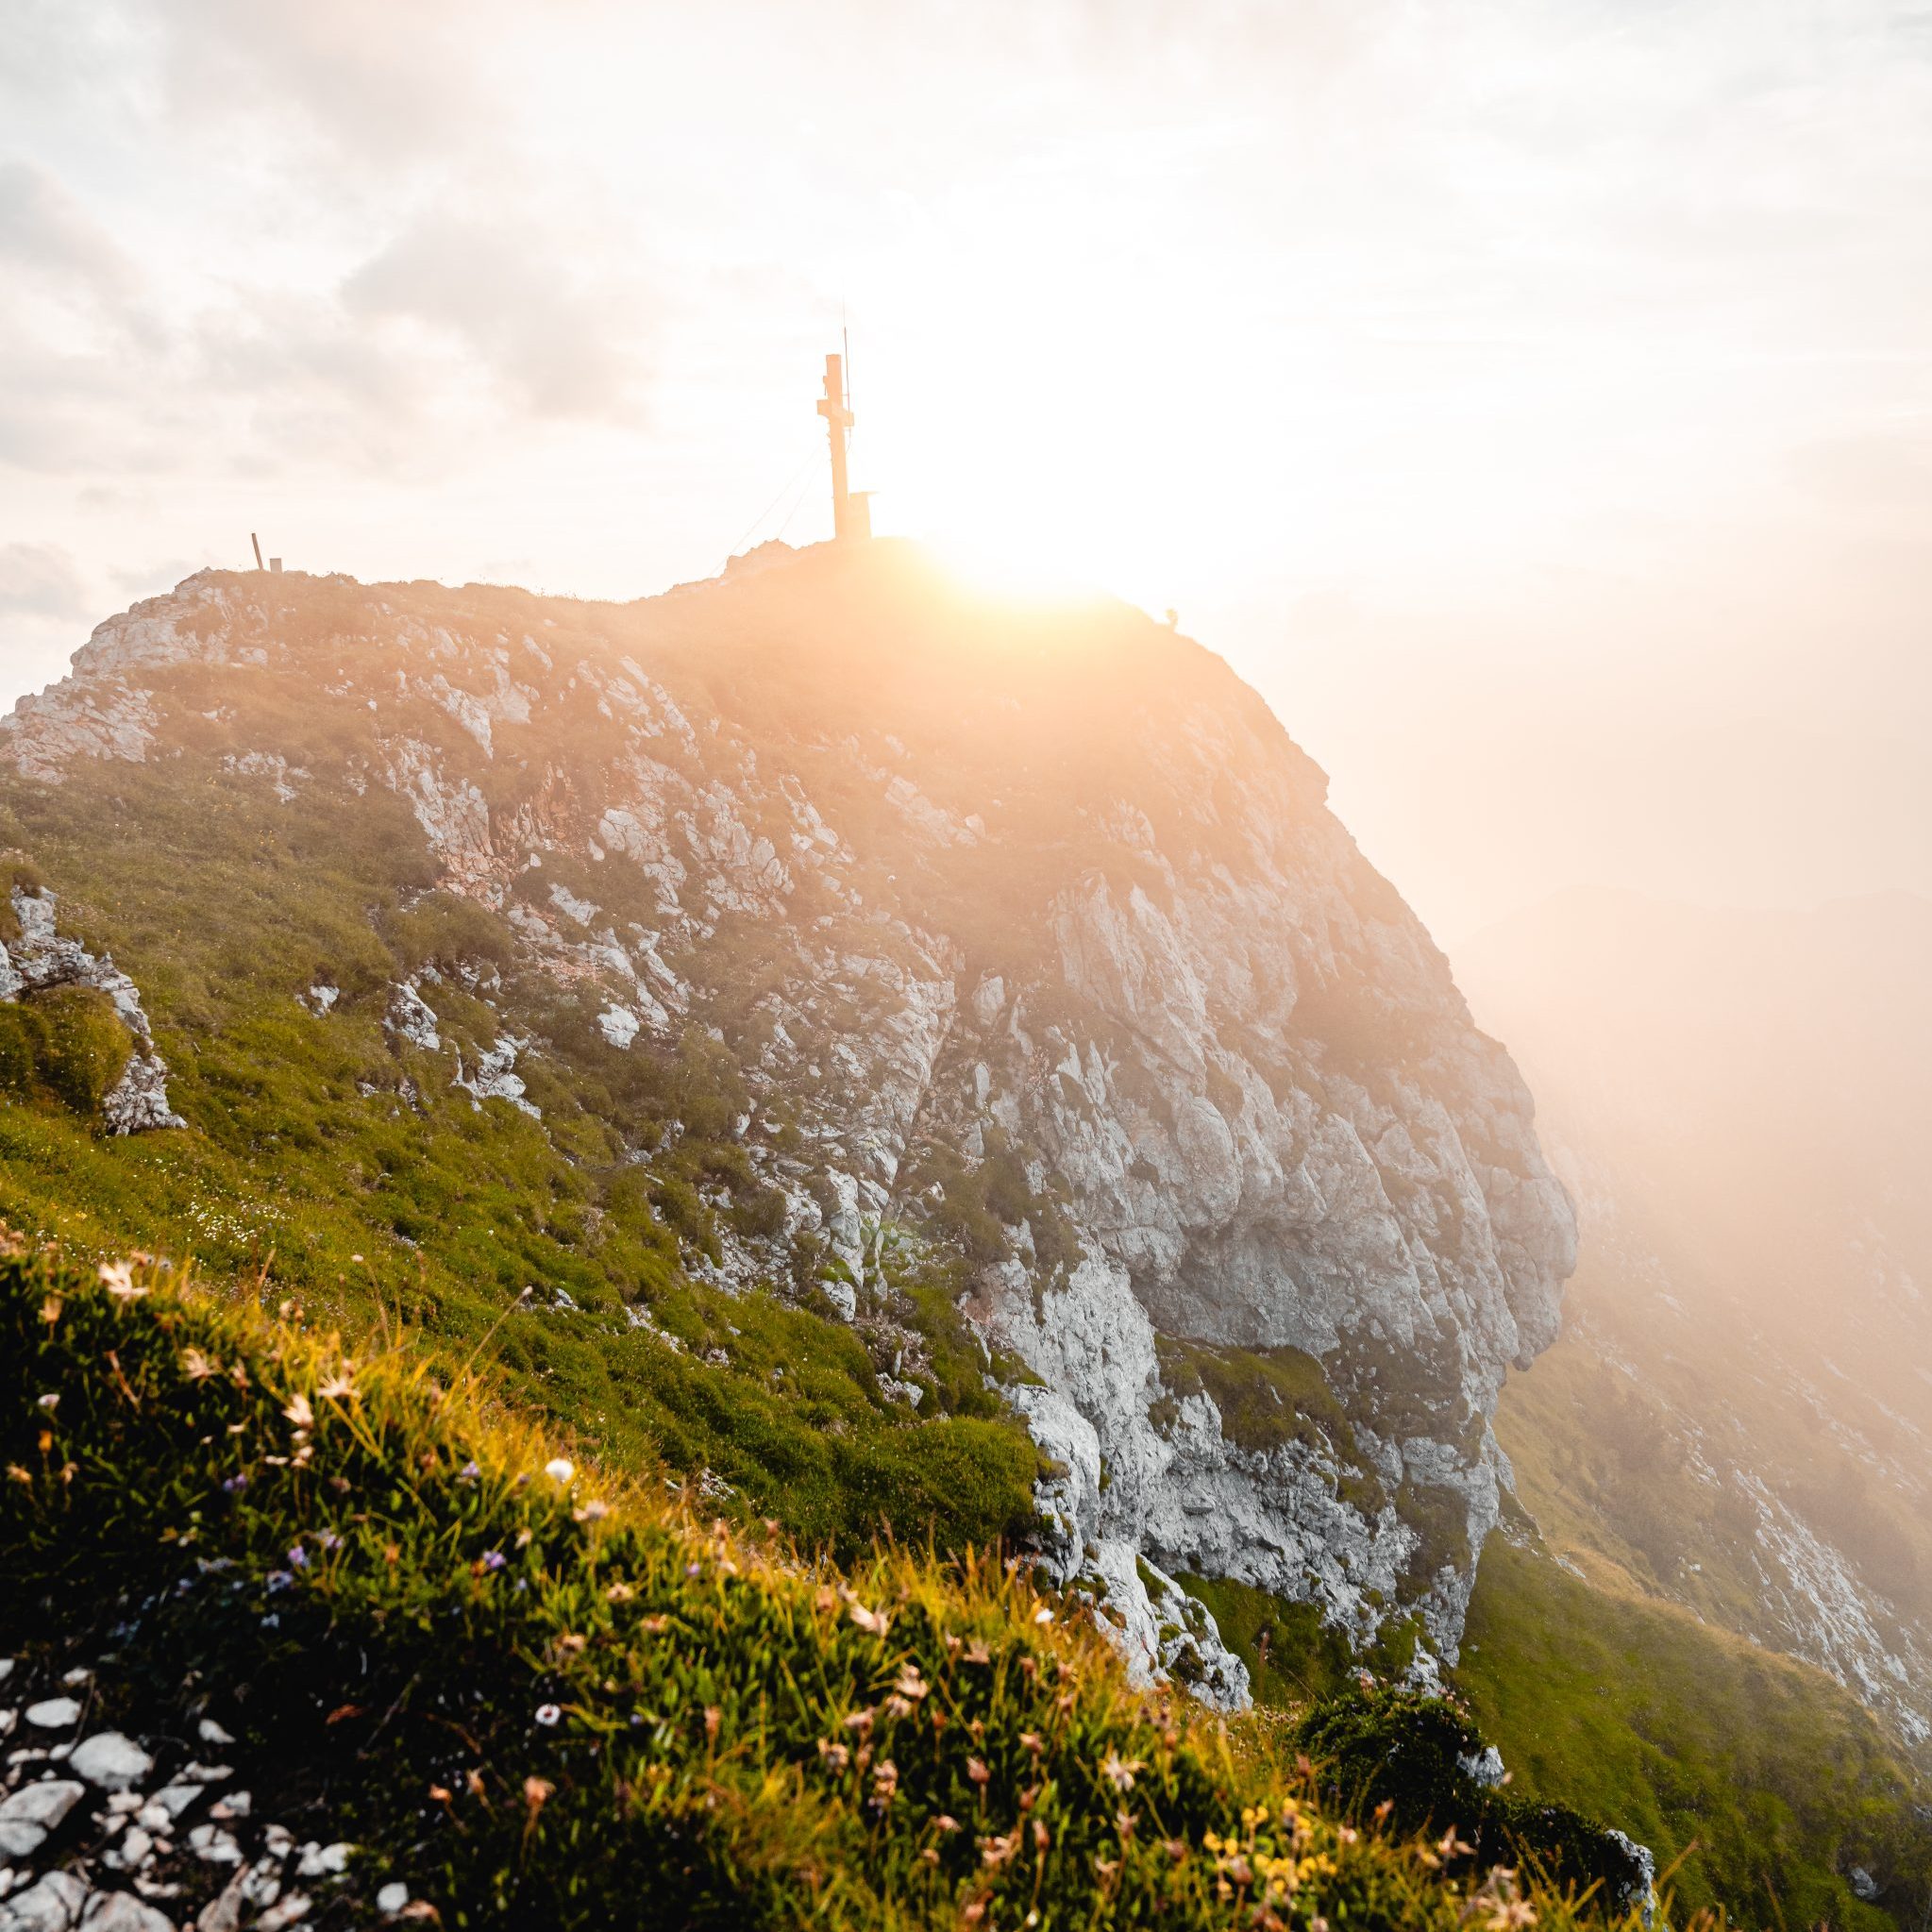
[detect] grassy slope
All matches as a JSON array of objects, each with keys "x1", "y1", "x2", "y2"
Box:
[
  {"x1": 0, "y1": 756, "x2": 1040, "y2": 1564},
  {"x1": 1176, "y1": 1535, "x2": 1931, "y2": 1930},
  {"x1": 1458, "y1": 1539, "x2": 1929, "y2": 1932},
  {"x1": 1, "y1": 1247, "x2": 1619, "y2": 1932},
  {"x1": 1494, "y1": 1289, "x2": 1932, "y2": 1701}
]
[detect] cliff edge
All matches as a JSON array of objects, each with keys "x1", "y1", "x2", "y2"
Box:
[{"x1": 0, "y1": 539, "x2": 1575, "y2": 1696}]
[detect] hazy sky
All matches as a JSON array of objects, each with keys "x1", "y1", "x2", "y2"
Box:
[{"x1": 3, "y1": 0, "x2": 1929, "y2": 937}]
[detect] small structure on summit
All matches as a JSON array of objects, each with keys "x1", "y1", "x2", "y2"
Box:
[{"x1": 816, "y1": 349, "x2": 871, "y2": 542}]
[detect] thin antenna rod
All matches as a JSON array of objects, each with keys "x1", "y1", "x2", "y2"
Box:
[
  {"x1": 250, "y1": 532, "x2": 264, "y2": 571},
  {"x1": 843, "y1": 315, "x2": 851, "y2": 414}
]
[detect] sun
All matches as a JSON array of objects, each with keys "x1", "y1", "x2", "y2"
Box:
[
  {"x1": 854, "y1": 346, "x2": 1187, "y2": 612},
  {"x1": 832, "y1": 193, "x2": 1230, "y2": 615}
]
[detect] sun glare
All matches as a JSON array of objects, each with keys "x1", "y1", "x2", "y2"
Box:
[{"x1": 920, "y1": 529, "x2": 1111, "y2": 604}]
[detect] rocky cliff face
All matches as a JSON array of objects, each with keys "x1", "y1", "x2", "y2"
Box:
[{"x1": 0, "y1": 542, "x2": 1575, "y2": 1699}]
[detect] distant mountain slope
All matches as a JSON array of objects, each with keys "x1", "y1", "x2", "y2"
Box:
[
  {"x1": 1456, "y1": 889, "x2": 1932, "y2": 1756},
  {"x1": 0, "y1": 540, "x2": 1574, "y2": 1702}
]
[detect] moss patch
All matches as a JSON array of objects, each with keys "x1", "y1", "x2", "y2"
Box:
[
  {"x1": 0, "y1": 984, "x2": 134, "y2": 1117},
  {"x1": 1156, "y1": 1335, "x2": 1355, "y2": 1461}
]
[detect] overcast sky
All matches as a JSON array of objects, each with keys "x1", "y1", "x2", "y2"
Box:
[{"x1": 3, "y1": 0, "x2": 1929, "y2": 938}]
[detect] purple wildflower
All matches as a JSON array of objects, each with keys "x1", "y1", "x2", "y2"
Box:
[
  {"x1": 480, "y1": 1550, "x2": 507, "y2": 1572},
  {"x1": 288, "y1": 1545, "x2": 309, "y2": 1569},
  {"x1": 222, "y1": 1472, "x2": 249, "y2": 1494},
  {"x1": 264, "y1": 1570, "x2": 294, "y2": 1593}
]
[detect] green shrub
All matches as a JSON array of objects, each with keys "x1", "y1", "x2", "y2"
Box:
[
  {"x1": 647, "y1": 1168, "x2": 718, "y2": 1258},
  {"x1": 1294, "y1": 1683, "x2": 1645, "y2": 1907},
  {"x1": 727, "y1": 1183, "x2": 789, "y2": 1240},
  {"x1": 0, "y1": 852, "x2": 42, "y2": 940},
  {"x1": 385, "y1": 889, "x2": 513, "y2": 976},
  {"x1": 908, "y1": 1134, "x2": 1083, "y2": 1278},
  {"x1": 0, "y1": 984, "x2": 133, "y2": 1116}
]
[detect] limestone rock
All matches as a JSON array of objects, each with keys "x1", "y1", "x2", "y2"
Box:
[
  {"x1": 0, "y1": 1868, "x2": 88, "y2": 1931},
  {"x1": 67, "y1": 1739, "x2": 151, "y2": 1792},
  {"x1": 67, "y1": 1735, "x2": 153, "y2": 1793},
  {"x1": 383, "y1": 982, "x2": 441, "y2": 1052},
  {"x1": 78, "y1": 1896, "x2": 174, "y2": 1932},
  {"x1": 1605, "y1": 1829, "x2": 1660, "y2": 1926},
  {"x1": 0, "y1": 551, "x2": 1578, "y2": 1694},
  {"x1": 0, "y1": 1780, "x2": 85, "y2": 1857},
  {"x1": 453, "y1": 1036, "x2": 539, "y2": 1117}
]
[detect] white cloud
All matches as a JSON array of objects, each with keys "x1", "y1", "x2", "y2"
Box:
[
  {"x1": 342, "y1": 210, "x2": 654, "y2": 421},
  {"x1": 0, "y1": 0, "x2": 1929, "y2": 927},
  {"x1": 0, "y1": 160, "x2": 135, "y2": 296},
  {"x1": 0, "y1": 541, "x2": 90, "y2": 621}
]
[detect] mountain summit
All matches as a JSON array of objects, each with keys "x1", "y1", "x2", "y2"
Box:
[{"x1": 0, "y1": 539, "x2": 1574, "y2": 1694}]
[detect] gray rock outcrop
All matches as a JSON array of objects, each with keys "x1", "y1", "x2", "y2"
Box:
[{"x1": 0, "y1": 548, "x2": 1576, "y2": 1695}]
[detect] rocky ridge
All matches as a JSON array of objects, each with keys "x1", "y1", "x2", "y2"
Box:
[{"x1": 0, "y1": 544, "x2": 1577, "y2": 1700}]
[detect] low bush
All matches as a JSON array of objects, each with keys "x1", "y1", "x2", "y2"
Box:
[
  {"x1": 1292, "y1": 1683, "x2": 1646, "y2": 1909},
  {"x1": 0, "y1": 984, "x2": 133, "y2": 1116}
]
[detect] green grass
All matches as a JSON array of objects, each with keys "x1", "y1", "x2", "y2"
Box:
[
  {"x1": 1457, "y1": 1537, "x2": 1932, "y2": 1931},
  {"x1": 0, "y1": 1245, "x2": 1636, "y2": 1931},
  {"x1": 0, "y1": 983, "x2": 133, "y2": 1116},
  {"x1": 1174, "y1": 1573, "x2": 1433, "y2": 1707},
  {"x1": 1171, "y1": 1546, "x2": 1932, "y2": 1932},
  {"x1": 1174, "y1": 1573, "x2": 1363, "y2": 1707},
  {"x1": 0, "y1": 757, "x2": 1044, "y2": 1563},
  {"x1": 1153, "y1": 1336, "x2": 1356, "y2": 1462}
]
